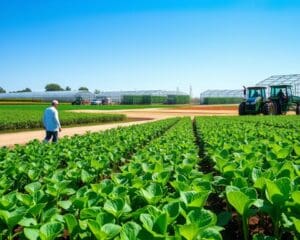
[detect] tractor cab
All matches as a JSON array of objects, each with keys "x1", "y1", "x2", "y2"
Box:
[
  {"x1": 267, "y1": 85, "x2": 293, "y2": 114},
  {"x1": 246, "y1": 87, "x2": 267, "y2": 102},
  {"x1": 270, "y1": 85, "x2": 292, "y2": 100},
  {"x1": 239, "y1": 86, "x2": 267, "y2": 115}
]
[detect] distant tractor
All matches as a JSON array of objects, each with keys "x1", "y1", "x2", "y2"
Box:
[
  {"x1": 71, "y1": 96, "x2": 90, "y2": 105},
  {"x1": 90, "y1": 97, "x2": 112, "y2": 105},
  {"x1": 239, "y1": 86, "x2": 267, "y2": 115},
  {"x1": 263, "y1": 84, "x2": 300, "y2": 115}
]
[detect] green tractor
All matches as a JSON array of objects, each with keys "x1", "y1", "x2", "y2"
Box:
[
  {"x1": 239, "y1": 86, "x2": 267, "y2": 115},
  {"x1": 263, "y1": 84, "x2": 300, "y2": 115},
  {"x1": 71, "y1": 96, "x2": 90, "y2": 105}
]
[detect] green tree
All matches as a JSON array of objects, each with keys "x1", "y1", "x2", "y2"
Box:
[
  {"x1": 79, "y1": 87, "x2": 89, "y2": 91},
  {"x1": 65, "y1": 86, "x2": 71, "y2": 91},
  {"x1": 94, "y1": 89, "x2": 100, "y2": 94},
  {"x1": 0, "y1": 87, "x2": 6, "y2": 93},
  {"x1": 45, "y1": 83, "x2": 64, "y2": 91},
  {"x1": 17, "y1": 88, "x2": 32, "y2": 92}
]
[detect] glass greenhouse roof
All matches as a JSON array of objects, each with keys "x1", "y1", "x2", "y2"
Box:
[
  {"x1": 255, "y1": 74, "x2": 300, "y2": 86},
  {"x1": 200, "y1": 74, "x2": 300, "y2": 98},
  {"x1": 200, "y1": 89, "x2": 243, "y2": 98},
  {"x1": 256, "y1": 74, "x2": 300, "y2": 96}
]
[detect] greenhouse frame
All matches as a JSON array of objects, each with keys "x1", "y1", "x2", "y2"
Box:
[
  {"x1": 255, "y1": 74, "x2": 300, "y2": 97},
  {"x1": 200, "y1": 74, "x2": 300, "y2": 104},
  {"x1": 96, "y1": 90, "x2": 189, "y2": 103},
  {"x1": 200, "y1": 89, "x2": 244, "y2": 104},
  {"x1": 0, "y1": 91, "x2": 94, "y2": 102}
]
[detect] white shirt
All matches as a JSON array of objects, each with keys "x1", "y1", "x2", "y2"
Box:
[{"x1": 43, "y1": 106, "x2": 61, "y2": 131}]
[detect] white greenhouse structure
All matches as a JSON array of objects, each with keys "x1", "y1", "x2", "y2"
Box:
[
  {"x1": 200, "y1": 89, "x2": 244, "y2": 104},
  {"x1": 96, "y1": 90, "x2": 188, "y2": 103},
  {"x1": 255, "y1": 74, "x2": 300, "y2": 97},
  {"x1": 0, "y1": 91, "x2": 94, "y2": 102},
  {"x1": 200, "y1": 74, "x2": 300, "y2": 104}
]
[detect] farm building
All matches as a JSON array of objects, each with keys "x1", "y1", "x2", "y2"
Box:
[
  {"x1": 96, "y1": 90, "x2": 189, "y2": 104},
  {"x1": 200, "y1": 89, "x2": 244, "y2": 104},
  {"x1": 200, "y1": 74, "x2": 300, "y2": 104},
  {"x1": 0, "y1": 91, "x2": 94, "y2": 102}
]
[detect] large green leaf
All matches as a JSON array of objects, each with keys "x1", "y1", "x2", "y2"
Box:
[
  {"x1": 101, "y1": 223, "x2": 122, "y2": 239},
  {"x1": 16, "y1": 193, "x2": 33, "y2": 206},
  {"x1": 88, "y1": 220, "x2": 104, "y2": 239},
  {"x1": 0, "y1": 207, "x2": 26, "y2": 230},
  {"x1": 81, "y1": 169, "x2": 93, "y2": 183},
  {"x1": 163, "y1": 201, "x2": 180, "y2": 223},
  {"x1": 140, "y1": 183, "x2": 164, "y2": 205},
  {"x1": 226, "y1": 188, "x2": 253, "y2": 216},
  {"x1": 24, "y1": 227, "x2": 40, "y2": 240},
  {"x1": 64, "y1": 214, "x2": 78, "y2": 236},
  {"x1": 201, "y1": 227, "x2": 223, "y2": 240},
  {"x1": 91, "y1": 179, "x2": 114, "y2": 195},
  {"x1": 187, "y1": 208, "x2": 217, "y2": 228},
  {"x1": 180, "y1": 191, "x2": 209, "y2": 208},
  {"x1": 103, "y1": 198, "x2": 131, "y2": 218},
  {"x1": 88, "y1": 221, "x2": 121, "y2": 239},
  {"x1": 39, "y1": 222, "x2": 64, "y2": 240},
  {"x1": 179, "y1": 224, "x2": 200, "y2": 240},
  {"x1": 28, "y1": 203, "x2": 47, "y2": 217},
  {"x1": 292, "y1": 191, "x2": 300, "y2": 204},
  {"x1": 276, "y1": 148, "x2": 290, "y2": 159},
  {"x1": 152, "y1": 212, "x2": 168, "y2": 235},
  {"x1": 18, "y1": 217, "x2": 37, "y2": 228},
  {"x1": 25, "y1": 182, "x2": 42, "y2": 194},
  {"x1": 95, "y1": 211, "x2": 114, "y2": 227},
  {"x1": 120, "y1": 222, "x2": 142, "y2": 240},
  {"x1": 80, "y1": 207, "x2": 102, "y2": 220},
  {"x1": 265, "y1": 178, "x2": 291, "y2": 205},
  {"x1": 294, "y1": 144, "x2": 300, "y2": 156},
  {"x1": 140, "y1": 212, "x2": 168, "y2": 237}
]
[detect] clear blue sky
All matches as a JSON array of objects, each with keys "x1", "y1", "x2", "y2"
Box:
[{"x1": 1, "y1": 0, "x2": 300, "y2": 96}]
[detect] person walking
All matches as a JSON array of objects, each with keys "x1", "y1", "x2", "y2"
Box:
[{"x1": 43, "y1": 100, "x2": 62, "y2": 143}]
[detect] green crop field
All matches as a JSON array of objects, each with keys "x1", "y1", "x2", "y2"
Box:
[
  {"x1": 0, "y1": 104, "x2": 173, "y2": 131},
  {"x1": 0, "y1": 116, "x2": 300, "y2": 239},
  {"x1": 0, "y1": 108, "x2": 126, "y2": 132}
]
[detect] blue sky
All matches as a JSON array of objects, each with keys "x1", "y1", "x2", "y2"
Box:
[{"x1": 1, "y1": 0, "x2": 300, "y2": 96}]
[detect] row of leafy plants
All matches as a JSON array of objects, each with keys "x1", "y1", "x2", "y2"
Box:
[
  {"x1": 222, "y1": 115, "x2": 300, "y2": 130},
  {"x1": 99, "y1": 117, "x2": 222, "y2": 239},
  {"x1": 0, "y1": 109, "x2": 126, "y2": 131},
  {"x1": 195, "y1": 116, "x2": 300, "y2": 240},
  {"x1": 0, "y1": 118, "x2": 179, "y2": 239}
]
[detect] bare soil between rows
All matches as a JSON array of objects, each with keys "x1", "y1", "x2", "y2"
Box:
[{"x1": 0, "y1": 107, "x2": 237, "y2": 147}]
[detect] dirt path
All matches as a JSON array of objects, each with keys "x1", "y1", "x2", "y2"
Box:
[{"x1": 0, "y1": 107, "x2": 237, "y2": 147}]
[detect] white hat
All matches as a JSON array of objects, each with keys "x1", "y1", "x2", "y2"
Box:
[{"x1": 52, "y1": 100, "x2": 59, "y2": 105}]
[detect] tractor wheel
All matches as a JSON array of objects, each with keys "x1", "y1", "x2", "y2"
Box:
[
  {"x1": 263, "y1": 102, "x2": 277, "y2": 115},
  {"x1": 296, "y1": 104, "x2": 300, "y2": 115},
  {"x1": 239, "y1": 102, "x2": 246, "y2": 115}
]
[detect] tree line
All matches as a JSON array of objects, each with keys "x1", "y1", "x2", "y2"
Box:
[{"x1": 0, "y1": 84, "x2": 101, "y2": 94}]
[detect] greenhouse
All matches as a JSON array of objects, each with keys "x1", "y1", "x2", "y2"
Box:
[
  {"x1": 200, "y1": 89, "x2": 244, "y2": 104},
  {"x1": 200, "y1": 74, "x2": 300, "y2": 104},
  {"x1": 0, "y1": 91, "x2": 94, "y2": 102},
  {"x1": 97, "y1": 90, "x2": 189, "y2": 104},
  {"x1": 255, "y1": 74, "x2": 300, "y2": 97}
]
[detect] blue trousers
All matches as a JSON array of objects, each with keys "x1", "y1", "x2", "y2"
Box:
[{"x1": 44, "y1": 131, "x2": 58, "y2": 143}]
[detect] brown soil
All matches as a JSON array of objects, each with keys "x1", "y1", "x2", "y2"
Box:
[{"x1": 178, "y1": 105, "x2": 238, "y2": 111}]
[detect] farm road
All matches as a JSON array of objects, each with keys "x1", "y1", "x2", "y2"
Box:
[{"x1": 0, "y1": 106, "x2": 237, "y2": 147}]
